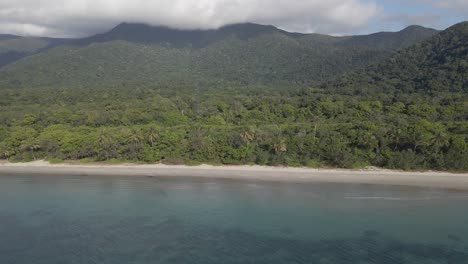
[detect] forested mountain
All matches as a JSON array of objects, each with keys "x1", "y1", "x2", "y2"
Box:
[
  {"x1": 329, "y1": 22, "x2": 468, "y2": 95},
  {"x1": 80, "y1": 23, "x2": 437, "y2": 50},
  {"x1": 0, "y1": 35, "x2": 68, "y2": 68},
  {"x1": 0, "y1": 23, "x2": 437, "y2": 88},
  {"x1": 341, "y1": 25, "x2": 439, "y2": 51},
  {"x1": 0, "y1": 22, "x2": 466, "y2": 171},
  {"x1": 77, "y1": 23, "x2": 284, "y2": 47},
  {"x1": 0, "y1": 34, "x2": 19, "y2": 41}
]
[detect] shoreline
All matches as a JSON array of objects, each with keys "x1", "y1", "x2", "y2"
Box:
[{"x1": 1, "y1": 160, "x2": 468, "y2": 190}]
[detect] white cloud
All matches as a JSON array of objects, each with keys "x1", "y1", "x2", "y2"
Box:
[{"x1": 0, "y1": 0, "x2": 380, "y2": 37}]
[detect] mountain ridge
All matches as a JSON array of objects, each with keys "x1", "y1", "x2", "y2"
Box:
[
  {"x1": 75, "y1": 22, "x2": 438, "y2": 48},
  {"x1": 0, "y1": 34, "x2": 20, "y2": 41},
  {"x1": 327, "y1": 21, "x2": 468, "y2": 94},
  {"x1": 0, "y1": 22, "x2": 439, "y2": 87},
  {"x1": 0, "y1": 36, "x2": 69, "y2": 68},
  {"x1": 0, "y1": 22, "x2": 466, "y2": 171}
]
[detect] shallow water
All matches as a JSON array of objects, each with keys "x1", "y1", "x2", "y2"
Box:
[{"x1": 1, "y1": 174, "x2": 468, "y2": 264}]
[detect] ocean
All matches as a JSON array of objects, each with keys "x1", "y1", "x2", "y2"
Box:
[{"x1": 0, "y1": 174, "x2": 467, "y2": 263}]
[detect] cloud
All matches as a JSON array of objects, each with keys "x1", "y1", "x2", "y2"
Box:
[
  {"x1": 426, "y1": 0, "x2": 468, "y2": 12},
  {"x1": 0, "y1": 0, "x2": 380, "y2": 37}
]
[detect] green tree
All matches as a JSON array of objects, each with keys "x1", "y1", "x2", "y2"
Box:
[
  {"x1": 147, "y1": 126, "x2": 159, "y2": 147},
  {"x1": 23, "y1": 143, "x2": 41, "y2": 160}
]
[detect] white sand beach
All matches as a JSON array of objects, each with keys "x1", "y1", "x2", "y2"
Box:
[{"x1": 1, "y1": 160, "x2": 468, "y2": 190}]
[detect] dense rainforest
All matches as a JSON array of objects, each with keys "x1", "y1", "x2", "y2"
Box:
[
  {"x1": 0, "y1": 23, "x2": 437, "y2": 87},
  {"x1": 0, "y1": 22, "x2": 466, "y2": 171},
  {"x1": 0, "y1": 35, "x2": 67, "y2": 68}
]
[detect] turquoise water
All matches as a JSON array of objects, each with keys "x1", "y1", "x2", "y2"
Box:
[{"x1": 1, "y1": 174, "x2": 468, "y2": 264}]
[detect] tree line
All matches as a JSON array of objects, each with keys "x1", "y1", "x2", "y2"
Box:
[{"x1": 0, "y1": 86, "x2": 466, "y2": 171}]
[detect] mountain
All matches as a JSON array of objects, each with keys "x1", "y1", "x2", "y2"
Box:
[
  {"x1": 340, "y1": 25, "x2": 439, "y2": 51},
  {"x1": 0, "y1": 35, "x2": 68, "y2": 68},
  {"x1": 0, "y1": 22, "x2": 465, "y2": 171},
  {"x1": 80, "y1": 23, "x2": 437, "y2": 50},
  {"x1": 0, "y1": 23, "x2": 438, "y2": 88},
  {"x1": 328, "y1": 22, "x2": 468, "y2": 95},
  {"x1": 78, "y1": 23, "x2": 282, "y2": 47},
  {"x1": 0, "y1": 34, "x2": 19, "y2": 41}
]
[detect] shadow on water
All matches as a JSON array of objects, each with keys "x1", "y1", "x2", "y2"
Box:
[{"x1": 0, "y1": 213, "x2": 467, "y2": 264}]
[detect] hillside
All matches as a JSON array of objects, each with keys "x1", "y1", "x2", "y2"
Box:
[
  {"x1": 0, "y1": 34, "x2": 19, "y2": 41},
  {"x1": 0, "y1": 23, "x2": 437, "y2": 88},
  {"x1": 0, "y1": 36, "x2": 68, "y2": 68},
  {"x1": 329, "y1": 22, "x2": 468, "y2": 95},
  {"x1": 0, "y1": 22, "x2": 466, "y2": 171},
  {"x1": 341, "y1": 25, "x2": 439, "y2": 51}
]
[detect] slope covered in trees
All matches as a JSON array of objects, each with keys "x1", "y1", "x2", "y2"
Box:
[
  {"x1": 0, "y1": 23, "x2": 437, "y2": 88},
  {"x1": 0, "y1": 22, "x2": 465, "y2": 171},
  {"x1": 0, "y1": 35, "x2": 68, "y2": 68},
  {"x1": 329, "y1": 22, "x2": 468, "y2": 95}
]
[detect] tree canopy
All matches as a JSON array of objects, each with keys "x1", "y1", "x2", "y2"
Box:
[{"x1": 0, "y1": 22, "x2": 465, "y2": 171}]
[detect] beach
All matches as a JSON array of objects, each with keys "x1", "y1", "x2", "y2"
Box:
[{"x1": 1, "y1": 160, "x2": 468, "y2": 190}]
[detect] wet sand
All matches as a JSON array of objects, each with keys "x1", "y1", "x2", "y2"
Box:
[{"x1": 1, "y1": 160, "x2": 468, "y2": 190}]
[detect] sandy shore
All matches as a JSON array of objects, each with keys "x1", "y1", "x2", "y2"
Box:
[{"x1": 1, "y1": 160, "x2": 468, "y2": 190}]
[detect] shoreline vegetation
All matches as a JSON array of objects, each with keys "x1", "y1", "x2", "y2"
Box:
[
  {"x1": 1, "y1": 160, "x2": 468, "y2": 190},
  {"x1": 0, "y1": 23, "x2": 466, "y2": 172}
]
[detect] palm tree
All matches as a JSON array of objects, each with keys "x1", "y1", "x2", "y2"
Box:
[
  {"x1": 24, "y1": 144, "x2": 40, "y2": 160},
  {"x1": 96, "y1": 129, "x2": 112, "y2": 160},
  {"x1": 129, "y1": 130, "x2": 143, "y2": 148},
  {"x1": 128, "y1": 129, "x2": 144, "y2": 158},
  {"x1": 97, "y1": 129, "x2": 110, "y2": 146},
  {"x1": 0, "y1": 147, "x2": 13, "y2": 160},
  {"x1": 240, "y1": 127, "x2": 256, "y2": 144},
  {"x1": 147, "y1": 127, "x2": 159, "y2": 147},
  {"x1": 311, "y1": 116, "x2": 321, "y2": 144},
  {"x1": 392, "y1": 128, "x2": 404, "y2": 151},
  {"x1": 273, "y1": 139, "x2": 287, "y2": 154}
]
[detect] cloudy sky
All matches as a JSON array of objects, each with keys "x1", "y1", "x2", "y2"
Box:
[{"x1": 0, "y1": 0, "x2": 467, "y2": 37}]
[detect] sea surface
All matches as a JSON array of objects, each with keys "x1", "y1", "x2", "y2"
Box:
[{"x1": 1, "y1": 174, "x2": 468, "y2": 264}]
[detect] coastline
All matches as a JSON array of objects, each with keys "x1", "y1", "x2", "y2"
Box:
[{"x1": 1, "y1": 160, "x2": 468, "y2": 190}]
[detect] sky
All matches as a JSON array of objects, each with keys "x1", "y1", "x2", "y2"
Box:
[{"x1": 0, "y1": 0, "x2": 467, "y2": 38}]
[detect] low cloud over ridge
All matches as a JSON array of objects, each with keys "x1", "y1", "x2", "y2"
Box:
[{"x1": 0, "y1": 0, "x2": 380, "y2": 37}]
